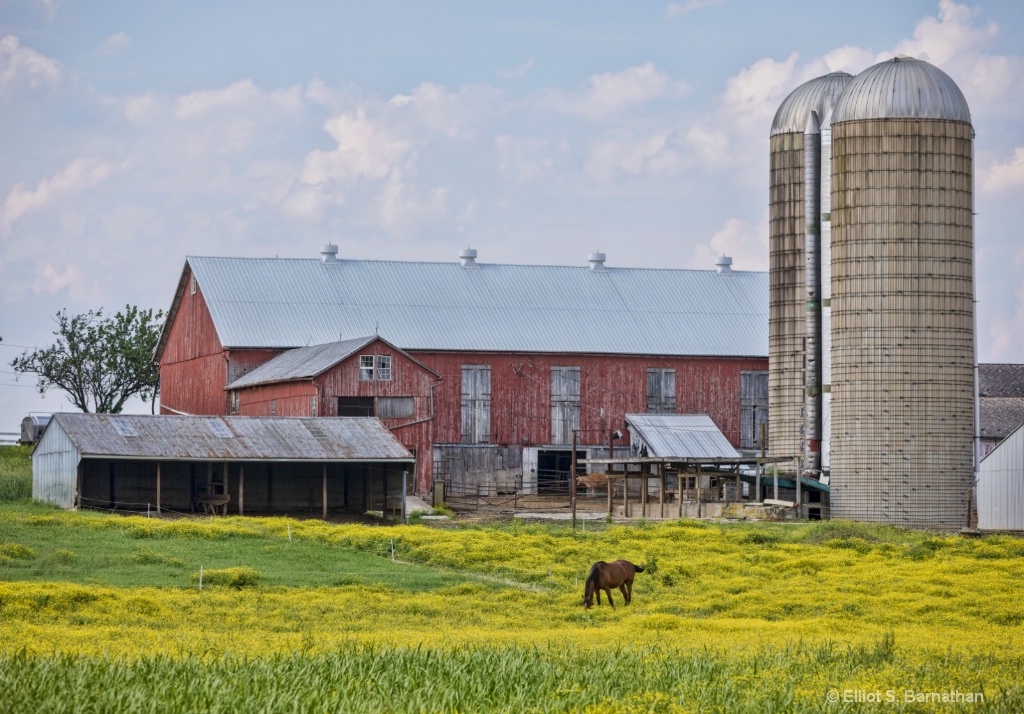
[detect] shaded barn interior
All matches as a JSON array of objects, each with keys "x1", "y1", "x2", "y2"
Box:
[{"x1": 33, "y1": 413, "x2": 415, "y2": 519}]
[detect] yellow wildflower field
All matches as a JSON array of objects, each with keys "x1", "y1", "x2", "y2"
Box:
[{"x1": 1, "y1": 510, "x2": 1022, "y2": 711}]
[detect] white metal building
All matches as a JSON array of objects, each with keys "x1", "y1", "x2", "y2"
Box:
[{"x1": 977, "y1": 422, "x2": 1024, "y2": 531}]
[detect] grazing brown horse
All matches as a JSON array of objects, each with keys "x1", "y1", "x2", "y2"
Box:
[{"x1": 583, "y1": 560, "x2": 644, "y2": 609}]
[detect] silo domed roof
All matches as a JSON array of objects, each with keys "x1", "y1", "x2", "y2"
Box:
[
  {"x1": 770, "y1": 72, "x2": 854, "y2": 136},
  {"x1": 832, "y1": 56, "x2": 971, "y2": 124}
]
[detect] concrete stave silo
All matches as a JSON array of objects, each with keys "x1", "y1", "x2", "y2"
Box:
[
  {"x1": 827, "y1": 57, "x2": 975, "y2": 529},
  {"x1": 768, "y1": 73, "x2": 853, "y2": 467}
]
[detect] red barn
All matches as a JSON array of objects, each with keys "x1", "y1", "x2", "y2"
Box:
[{"x1": 156, "y1": 247, "x2": 769, "y2": 493}]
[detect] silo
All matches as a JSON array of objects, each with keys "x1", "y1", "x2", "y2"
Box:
[
  {"x1": 829, "y1": 56, "x2": 974, "y2": 529},
  {"x1": 768, "y1": 73, "x2": 852, "y2": 465}
]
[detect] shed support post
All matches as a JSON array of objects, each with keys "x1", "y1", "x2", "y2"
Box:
[
  {"x1": 756, "y1": 463, "x2": 762, "y2": 503},
  {"x1": 659, "y1": 466, "x2": 665, "y2": 519},
  {"x1": 607, "y1": 476, "x2": 613, "y2": 517},
  {"x1": 773, "y1": 463, "x2": 779, "y2": 500},
  {"x1": 156, "y1": 462, "x2": 161, "y2": 515},
  {"x1": 696, "y1": 464, "x2": 702, "y2": 519},
  {"x1": 322, "y1": 464, "x2": 327, "y2": 521},
  {"x1": 75, "y1": 462, "x2": 83, "y2": 510},
  {"x1": 641, "y1": 464, "x2": 648, "y2": 518},
  {"x1": 207, "y1": 462, "x2": 213, "y2": 495},
  {"x1": 239, "y1": 464, "x2": 244, "y2": 516}
]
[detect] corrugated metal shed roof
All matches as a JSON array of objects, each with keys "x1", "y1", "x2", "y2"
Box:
[
  {"x1": 832, "y1": 56, "x2": 971, "y2": 124},
  {"x1": 980, "y1": 397, "x2": 1024, "y2": 441},
  {"x1": 770, "y1": 72, "x2": 854, "y2": 136},
  {"x1": 46, "y1": 413, "x2": 414, "y2": 461},
  {"x1": 226, "y1": 336, "x2": 372, "y2": 389},
  {"x1": 227, "y1": 335, "x2": 441, "y2": 390},
  {"x1": 174, "y1": 256, "x2": 768, "y2": 358},
  {"x1": 625, "y1": 414, "x2": 739, "y2": 459}
]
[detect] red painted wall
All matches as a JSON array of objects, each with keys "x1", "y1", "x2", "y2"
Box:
[
  {"x1": 412, "y1": 352, "x2": 767, "y2": 447},
  {"x1": 159, "y1": 274, "x2": 232, "y2": 416}
]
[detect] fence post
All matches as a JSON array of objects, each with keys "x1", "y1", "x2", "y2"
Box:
[{"x1": 199, "y1": 566, "x2": 203, "y2": 590}]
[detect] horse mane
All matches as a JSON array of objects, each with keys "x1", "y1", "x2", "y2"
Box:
[{"x1": 584, "y1": 562, "x2": 603, "y2": 601}]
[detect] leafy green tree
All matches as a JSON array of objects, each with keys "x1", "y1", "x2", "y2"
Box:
[{"x1": 11, "y1": 306, "x2": 165, "y2": 414}]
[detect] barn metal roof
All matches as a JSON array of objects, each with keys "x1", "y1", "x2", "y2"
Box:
[
  {"x1": 625, "y1": 414, "x2": 739, "y2": 459},
  {"x1": 44, "y1": 413, "x2": 414, "y2": 462},
  {"x1": 770, "y1": 72, "x2": 854, "y2": 136},
  {"x1": 167, "y1": 256, "x2": 768, "y2": 358},
  {"x1": 832, "y1": 56, "x2": 971, "y2": 124}
]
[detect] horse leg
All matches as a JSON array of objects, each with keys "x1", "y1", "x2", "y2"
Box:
[
  {"x1": 620, "y1": 584, "x2": 629, "y2": 605},
  {"x1": 605, "y1": 587, "x2": 615, "y2": 609}
]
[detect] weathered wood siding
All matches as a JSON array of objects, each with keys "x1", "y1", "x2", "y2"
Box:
[
  {"x1": 414, "y1": 352, "x2": 766, "y2": 448},
  {"x1": 159, "y1": 271, "x2": 232, "y2": 416}
]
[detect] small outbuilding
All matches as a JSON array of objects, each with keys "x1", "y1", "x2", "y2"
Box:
[
  {"x1": 977, "y1": 420, "x2": 1024, "y2": 531},
  {"x1": 32, "y1": 413, "x2": 415, "y2": 518}
]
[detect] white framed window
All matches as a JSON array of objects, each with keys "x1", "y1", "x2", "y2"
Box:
[
  {"x1": 310, "y1": 396, "x2": 317, "y2": 416},
  {"x1": 376, "y1": 355, "x2": 392, "y2": 381},
  {"x1": 360, "y1": 355, "x2": 375, "y2": 381},
  {"x1": 230, "y1": 391, "x2": 240, "y2": 414},
  {"x1": 359, "y1": 354, "x2": 393, "y2": 381},
  {"x1": 190, "y1": 274, "x2": 197, "y2": 295},
  {"x1": 270, "y1": 400, "x2": 276, "y2": 416}
]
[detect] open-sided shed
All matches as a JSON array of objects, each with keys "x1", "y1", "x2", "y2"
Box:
[{"x1": 32, "y1": 413, "x2": 415, "y2": 518}]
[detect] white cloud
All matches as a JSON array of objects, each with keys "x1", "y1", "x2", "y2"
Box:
[
  {"x1": 300, "y1": 108, "x2": 413, "y2": 185},
  {"x1": 495, "y1": 134, "x2": 556, "y2": 182},
  {"x1": 2, "y1": 158, "x2": 115, "y2": 235},
  {"x1": 586, "y1": 132, "x2": 682, "y2": 182},
  {"x1": 498, "y1": 59, "x2": 535, "y2": 80},
  {"x1": 686, "y1": 217, "x2": 768, "y2": 271},
  {"x1": 98, "y1": 32, "x2": 130, "y2": 56},
  {"x1": 175, "y1": 80, "x2": 302, "y2": 120},
  {"x1": 375, "y1": 171, "x2": 447, "y2": 233},
  {"x1": 981, "y1": 147, "x2": 1024, "y2": 193},
  {"x1": 0, "y1": 35, "x2": 60, "y2": 97},
  {"x1": 665, "y1": 0, "x2": 723, "y2": 19},
  {"x1": 887, "y1": 0, "x2": 1024, "y2": 117},
  {"x1": 537, "y1": 63, "x2": 687, "y2": 120}
]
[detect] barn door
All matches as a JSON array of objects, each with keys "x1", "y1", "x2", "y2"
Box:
[
  {"x1": 550, "y1": 366, "x2": 581, "y2": 444},
  {"x1": 461, "y1": 365, "x2": 491, "y2": 444}
]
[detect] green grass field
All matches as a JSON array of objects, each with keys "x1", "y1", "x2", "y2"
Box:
[{"x1": 1, "y1": 446, "x2": 1022, "y2": 712}]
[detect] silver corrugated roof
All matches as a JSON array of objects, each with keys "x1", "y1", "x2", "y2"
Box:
[
  {"x1": 625, "y1": 413, "x2": 739, "y2": 459},
  {"x1": 227, "y1": 336, "x2": 375, "y2": 389},
  {"x1": 832, "y1": 56, "x2": 971, "y2": 124},
  {"x1": 48, "y1": 413, "x2": 414, "y2": 461},
  {"x1": 171, "y1": 256, "x2": 768, "y2": 358},
  {"x1": 770, "y1": 72, "x2": 854, "y2": 136}
]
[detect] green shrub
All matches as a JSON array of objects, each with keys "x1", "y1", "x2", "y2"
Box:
[
  {"x1": 0, "y1": 445, "x2": 33, "y2": 502},
  {"x1": 190, "y1": 566, "x2": 260, "y2": 588}
]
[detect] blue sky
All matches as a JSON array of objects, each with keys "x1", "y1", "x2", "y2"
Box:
[{"x1": 1, "y1": 0, "x2": 1023, "y2": 432}]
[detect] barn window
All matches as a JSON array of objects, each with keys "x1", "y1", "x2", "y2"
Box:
[
  {"x1": 359, "y1": 354, "x2": 392, "y2": 381},
  {"x1": 376, "y1": 355, "x2": 392, "y2": 381},
  {"x1": 190, "y1": 274, "x2": 197, "y2": 295},
  {"x1": 646, "y1": 369, "x2": 676, "y2": 413},
  {"x1": 230, "y1": 391, "x2": 240, "y2": 414},
  {"x1": 550, "y1": 366, "x2": 580, "y2": 444},
  {"x1": 378, "y1": 397, "x2": 414, "y2": 419},
  {"x1": 310, "y1": 396, "x2": 317, "y2": 417},
  {"x1": 338, "y1": 397, "x2": 375, "y2": 417},
  {"x1": 740, "y1": 370, "x2": 769, "y2": 450},
  {"x1": 359, "y1": 355, "x2": 375, "y2": 381},
  {"x1": 461, "y1": 365, "x2": 491, "y2": 444},
  {"x1": 270, "y1": 400, "x2": 275, "y2": 416}
]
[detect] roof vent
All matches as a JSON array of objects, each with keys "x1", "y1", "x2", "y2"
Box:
[
  {"x1": 459, "y1": 247, "x2": 478, "y2": 268},
  {"x1": 588, "y1": 251, "x2": 607, "y2": 272},
  {"x1": 715, "y1": 254, "x2": 734, "y2": 275},
  {"x1": 320, "y1": 244, "x2": 339, "y2": 263}
]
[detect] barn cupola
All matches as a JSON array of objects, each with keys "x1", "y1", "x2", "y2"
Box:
[
  {"x1": 715, "y1": 254, "x2": 733, "y2": 274},
  {"x1": 459, "y1": 247, "x2": 478, "y2": 268},
  {"x1": 320, "y1": 244, "x2": 339, "y2": 263},
  {"x1": 588, "y1": 251, "x2": 607, "y2": 271}
]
